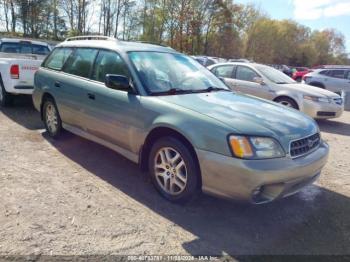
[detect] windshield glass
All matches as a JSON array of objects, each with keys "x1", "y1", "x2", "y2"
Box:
[
  {"x1": 257, "y1": 65, "x2": 296, "y2": 84},
  {"x1": 128, "y1": 51, "x2": 229, "y2": 94}
]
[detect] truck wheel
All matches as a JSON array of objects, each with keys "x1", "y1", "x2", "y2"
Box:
[
  {"x1": 43, "y1": 98, "x2": 62, "y2": 138},
  {"x1": 0, "y1": 81, "x2": 13, "y2": 107},
  {"x1": 148, "y1": 137, "x2": 200, "y2": 203}
]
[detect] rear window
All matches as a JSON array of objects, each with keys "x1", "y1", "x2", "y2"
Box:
[
  {"x1": 0, "y1": 42, "x2": 50, "y2": 55},
  {"x1": 319, "y1": 70, "x2": 329, "y2": 75}
]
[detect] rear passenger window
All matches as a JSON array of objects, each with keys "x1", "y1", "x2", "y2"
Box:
[
  {"x1": 213, "y1": 65, "x2": 234, "y2": 78},
  {"x1": 63, "y1": 48, "x2": 98, "y2": 78},
  {"x1": 319, "y1": 70, "x2": 329, "y2": 75},
  {"x1": 92, "y1": 50, "x2": 129, "y2": 82},
  {"x1": 44, "y1": 48, "x2": 73, "y2": 70}
]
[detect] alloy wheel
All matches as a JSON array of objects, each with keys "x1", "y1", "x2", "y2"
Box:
[
  {"x1": 45, "y1": 102, "x2": 58, "y2": 134},
  {"x1": 154, "y1": 147, "x2": 188, "y2": 195}
]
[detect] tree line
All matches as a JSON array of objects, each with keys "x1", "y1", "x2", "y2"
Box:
[{"x1": 1, "y1": 0, "x2": 349, "y2": 66}]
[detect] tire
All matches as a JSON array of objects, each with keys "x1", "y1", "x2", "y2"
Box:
[
  {"x1": 275, "y1": 97, "x2": 298, "y2": 110},
  {"x1": 295, "y1": 77, "x2": 302, "y2": 82},
  {"x1": 0, "y1": 80, "x2": 13, "y2": 107},
  {"x1": 148, "y1": 137, "x2": 200, "y2": 203},
  {"x1": 43, "y1": 97, "x2": 62, "y2": 138}
]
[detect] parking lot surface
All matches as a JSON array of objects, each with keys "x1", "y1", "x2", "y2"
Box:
[{"x1": 0, "y1": 97, "x2": 349, "y2": 257}]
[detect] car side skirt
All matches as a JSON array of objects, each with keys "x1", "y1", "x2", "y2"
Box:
[{"x1": 62, "y1": 123, "x2": 139, "y2": 164}]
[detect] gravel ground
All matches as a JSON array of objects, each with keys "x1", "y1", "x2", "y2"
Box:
[{"x1": 0, "y1": 96, "x2": 349, "y2": 258}]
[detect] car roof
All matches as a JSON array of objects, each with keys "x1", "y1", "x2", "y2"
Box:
[
  {"x1": 56, "y1": 38, "x2": 178, "y2": 54},
  {"x1": 0, "y1": 38, "x2": 50, "y2": 46},
  {"x1": 209, "y1": 62, "x2": 263, "y2": 68}
]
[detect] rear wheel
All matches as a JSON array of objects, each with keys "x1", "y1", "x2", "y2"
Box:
[
  {"x1": 0, "y1": 81, "x2": 13, "y2": 107},
  {"x1": 275, "y1": 97, "x2": 298, "y2": 110},
  {"x1": 43, "y1": 98, "x2": 62, "y2": 138},
  {"x1": 149, "y1": 137, "x2": 200, "y2": 203}
]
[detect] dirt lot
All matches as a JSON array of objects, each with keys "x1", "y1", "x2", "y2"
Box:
[{"x1": 0, "y1": 96, "x2": 349, "y2": 258}]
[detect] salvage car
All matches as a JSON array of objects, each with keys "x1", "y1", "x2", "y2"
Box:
[
  {"x1": 209, "y1": 62, "x2": 344, "y2": 119},
  {"x1": 0, "y1": 38, "x2": 51, "y2": 106},
  {"x1": 33, "y1": 36, "x2": 329, "y2": 204}
]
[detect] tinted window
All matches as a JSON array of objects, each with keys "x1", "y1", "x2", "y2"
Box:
[
  {"x1": 236, "y1": 66, "x2": 259, "y2": 82},
  {"x1": 330, "y1": 70, "x2": 345, "y2": 79},
  {"x1": 92, "y1": 50, "x2": 129, "y2": 82},
  {"x1": 345, "y1": 71, "x2": 350, "y2": 80},
  {"x1": 319, "y1": 70, "x2": 329, "y2": 75},
  {"x1": 63, "y1": 48, "x2": 98, "y2": 78},
  {"x1": 44, "y1": 48, "x2": 73, "y2": 70},
  {"x1": 32, "y1": 44, "x2": 50, "y2": 55},
  {"x1": 213, "y1": 65, "x2": 234, "y2": 78},
  {"x1": 0, "y1": 42, "x2": 50, "y2": 54}
]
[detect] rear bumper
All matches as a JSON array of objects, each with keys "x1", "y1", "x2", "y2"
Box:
[{"x1": 196, "y1": 141, "x2": 329, "y2": 204}]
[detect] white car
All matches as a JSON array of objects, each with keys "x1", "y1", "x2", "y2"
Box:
[
  {"x1": 0, "y1": 38, "x2": 51, "y2": 106},
  {"x1": 208, "y1": 62, "x2": 344, "y2": 119}
]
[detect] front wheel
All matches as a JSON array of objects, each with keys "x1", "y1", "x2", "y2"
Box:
[
  {"x1": 275, "y1": 97, "x2": 298, "y2": 110},
  {"x1": 149, "y1": 137, "x2": 200, "y2": 203},
  {"x1": 43, "y1": 98, "x2": 62, "y2": 138}
]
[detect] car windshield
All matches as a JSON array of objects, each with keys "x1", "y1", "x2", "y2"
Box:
[
  {"x1": 256, "y1": 65, "x2": 296, "y2": 84},
  {"x1": 128, "y1": 51, "x2": 229, "y2": 95}
]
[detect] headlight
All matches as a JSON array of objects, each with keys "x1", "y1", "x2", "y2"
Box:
[
  {"x1": 303, "y1": 95, "x2": 330, "y2": 103},
  {"x1": 229, "y1": 135, "x2": 285, "y2": 159}
]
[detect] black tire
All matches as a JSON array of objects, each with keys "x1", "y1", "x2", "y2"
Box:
[
  {"x1": 148, "y1": 137, "x2": 200, "y2": 203},
  {"x1": 42, "y1": 97, "x2": 62, "y2": 138},
  {"x1": 275, "y1": 97, "x2": 299, "y2": 110},
  {"x1": 0, "y1": 80, "x2": 13, "y2": 107}
]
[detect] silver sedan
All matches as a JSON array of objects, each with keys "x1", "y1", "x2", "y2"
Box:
[{"x1": 208, "y1": 62, "x2": 344, "y2": 119}]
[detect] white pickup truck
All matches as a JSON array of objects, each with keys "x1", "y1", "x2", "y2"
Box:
[{"x1": 0, "y1": 38, "x2": 51, "y2": 106}]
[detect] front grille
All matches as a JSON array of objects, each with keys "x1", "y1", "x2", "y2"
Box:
[{"x1": 290, "y1": 133, "x2": 320, "y2": 158}]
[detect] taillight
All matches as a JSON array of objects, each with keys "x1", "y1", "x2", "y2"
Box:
[{"x1": 10, "y1": 65, "x2": 19, "y2": 79}]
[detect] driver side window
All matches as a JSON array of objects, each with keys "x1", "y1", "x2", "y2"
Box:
[
  {"x1": 91, "y1": 50, "x2": 130, "y2": 83},
  {"x1": 236, "y1": 66, "x2": 259, "y2": 82}
]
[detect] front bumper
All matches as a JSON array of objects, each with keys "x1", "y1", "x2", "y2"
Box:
[
  {"x1": 196, "y1": 141, "x2": 329, "y2": 204},
  {"x1": 302, "y1": 99, "x2": 344, "y2": 119}
]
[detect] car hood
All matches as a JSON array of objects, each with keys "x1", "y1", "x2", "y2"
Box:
[
  {"x1": 281, "y1": 83, "x2": 339, "y2": 98},
  {"x1": 158, "y1": 91, "x2": 319, "y2": 150}
]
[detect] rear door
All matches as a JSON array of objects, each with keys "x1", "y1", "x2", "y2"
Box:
[{"x1": 233, "y1": 65, "x2": 271, "y2": 99}]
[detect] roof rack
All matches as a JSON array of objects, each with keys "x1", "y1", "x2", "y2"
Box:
[
  {"x1": 319, "y1": 65, "x2": 350, "y2": 69},
  {"x1": 135, "y1": 41, "x2": 169, "y2": 47},
  {"x1": 65, "y1": 35, "x2": 117, "y2": 42}
]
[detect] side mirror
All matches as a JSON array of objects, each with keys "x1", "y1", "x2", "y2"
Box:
[
  {"x1": 105, "y1": 74, "x2": 132, "y2": 91},
  {"x1": 253, "y1": 77, "x2": 265, "y2": 85}
]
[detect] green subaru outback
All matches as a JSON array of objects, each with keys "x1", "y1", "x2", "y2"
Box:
[{"x1": 33, "y1": 36, "x2": 329, "y2": 204}]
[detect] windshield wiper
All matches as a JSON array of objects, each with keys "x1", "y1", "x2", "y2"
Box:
[
  {"x1": 150, "y1": 88, "x2": 190, "y2": 96},
  {"x1": 194, "y1": 86, "x2": 231, "y2": 93}
]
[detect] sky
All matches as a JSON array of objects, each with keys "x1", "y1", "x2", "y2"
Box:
[{"x1": 235, "y1": 0, "x2": 350, "y2": 53}]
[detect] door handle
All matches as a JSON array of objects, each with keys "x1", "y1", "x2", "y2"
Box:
[
  {"x1": 54, "y1": 81, "x2": 61, "y2": 88},
  {"x1": 87, "y1": 93, "x2": 95, "y2": 100}
]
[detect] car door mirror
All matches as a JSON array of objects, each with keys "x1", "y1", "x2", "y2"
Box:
[
  {"x1": 105, "y1": 74, "x2": 132, "y2": 92},
  {"x1": 253, "y1": 77, "x2": 265, "y2": 85}
]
